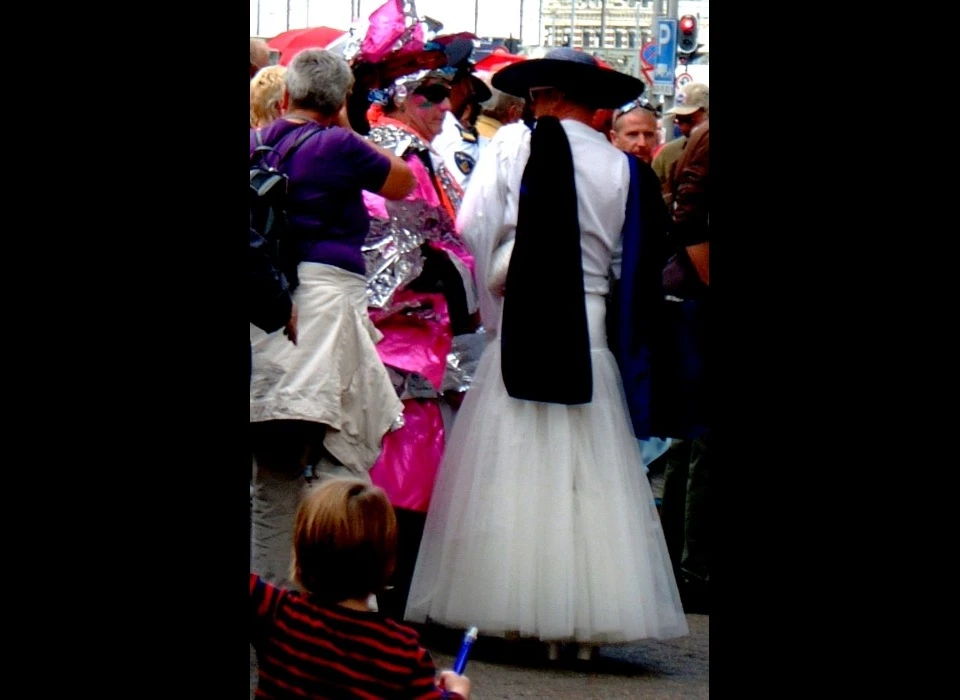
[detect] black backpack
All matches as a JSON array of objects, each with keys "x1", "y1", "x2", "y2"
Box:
[{"x1": 250, "y1": 123, "x2": 325, "y2": 291}]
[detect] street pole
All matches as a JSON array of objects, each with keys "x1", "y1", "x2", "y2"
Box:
[
  {"x1": 661, "y1": 0, "x2": 679, "y2": 140},
  {"x1": 634, "y1": 0, "x2": 660, "y2": 83},
  {"x1": 600, "y1": 0, "x2": 606, "y2": 48},
  {"x1": 629, "y1": 2, "x2": 639, "y2": 78},
  {"x1": 570, "y1": 0, "x2": 576, "y2": 48},
  {"x1": 519, "y1": 0, "x2": 524, "y2": 44},
  {"x1": 475, "y1": 0, "x2": 479, "y2": 35},
  {"x1": 539, "y1": 0, "x2": 544, "y2": 47},
  {"x1": 256, "y1": 0, "x2": 261, "y2": 36},
  {"x1": 286, "y1": 0, "x2": 291, "y2": 31}
]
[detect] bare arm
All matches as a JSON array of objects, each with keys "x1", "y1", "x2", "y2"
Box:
[{"x1": 372, "y1": 146, "x2": 416, "y2": 200}]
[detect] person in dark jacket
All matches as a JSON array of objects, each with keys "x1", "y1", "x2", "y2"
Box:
[
  {"x1": 658, "y1": 110, "x2": 709, "y2": 612},
  {"x1": 670, "y1": 118, "x2": 709, "y2": 285}
]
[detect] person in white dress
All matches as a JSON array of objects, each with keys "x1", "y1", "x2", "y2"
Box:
[{"x1": 404, "y1": 48, "x2": 688, "y2": 661}]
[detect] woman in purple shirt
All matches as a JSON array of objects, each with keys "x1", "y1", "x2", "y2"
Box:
[{"x1": 249, "y1": 48, "x2": 416, "y2": 589}]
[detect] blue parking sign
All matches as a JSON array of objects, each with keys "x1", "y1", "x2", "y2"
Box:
[{"x1": 653, "y1": 18, "x2": 677, "y2": 95}]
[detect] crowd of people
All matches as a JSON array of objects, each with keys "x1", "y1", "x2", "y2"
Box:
[{"x1": 248, "y1": 1, "x2": 709, "y2": 695}]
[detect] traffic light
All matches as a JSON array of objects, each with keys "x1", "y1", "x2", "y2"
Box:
[{"x1": 678, "y1": 14, "x2": 698, "y2": 55}]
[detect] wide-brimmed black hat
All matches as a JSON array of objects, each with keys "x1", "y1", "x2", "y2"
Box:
[{"x1": 493, "y1": 47, "x2": 644, "y2": 109}]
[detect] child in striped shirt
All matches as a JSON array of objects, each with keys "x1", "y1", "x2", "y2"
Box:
[{"x1": 251, "y1": 478, "x2": 471, "y2": 699}]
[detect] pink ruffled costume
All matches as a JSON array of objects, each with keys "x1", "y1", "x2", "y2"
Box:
[{"x1": 361, "y1": 115, "x2": 479, "y2": 514}]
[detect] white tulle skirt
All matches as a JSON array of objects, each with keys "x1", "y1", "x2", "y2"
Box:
[{"x1": 405, "y1": 295, "x2": 689, "y2": 644}]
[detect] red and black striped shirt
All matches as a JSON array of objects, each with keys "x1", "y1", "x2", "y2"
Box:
[{"x1": 251, "y1": 574, "x2": 464, "y2": 699}]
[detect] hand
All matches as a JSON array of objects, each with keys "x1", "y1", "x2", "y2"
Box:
[
  {"x1": 283, "y1": 302, "x2": 298, "y2": 345},
  {"x1": 685, "y1": 242, "x2": 709, "y2": 286},
  {"x1": 438, "y1": 670, "x2": 471, "y2": 699}
]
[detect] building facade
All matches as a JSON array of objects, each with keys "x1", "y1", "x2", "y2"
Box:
[
  {"x1": 537, "y1": 1, "x2": 709, "y2": 81},
  {"x1": 539, "y1": 1, "x2": 708, "y2": 50}
]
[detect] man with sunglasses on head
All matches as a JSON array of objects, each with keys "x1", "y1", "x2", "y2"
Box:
[
  {"x1": 652, "y1": 82, "x2": 708, "y2": 207},
  {"x1": 609, "y1": 96, "x2": 661, "y2": 165}
]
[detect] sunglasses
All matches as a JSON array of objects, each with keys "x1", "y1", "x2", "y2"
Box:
[
  {"x1": 614, "y1": 96, "x2": 658, "y2": 121},
  {"x1": 412, "y1": 83, "x2": 451, "y2": 105}
]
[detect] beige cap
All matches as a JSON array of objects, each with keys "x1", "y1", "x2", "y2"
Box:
[{"x1": 666, "y1": 82, "x2": 709, "y2": 115}]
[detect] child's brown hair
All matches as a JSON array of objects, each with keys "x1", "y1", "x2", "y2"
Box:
[{"x1": 292, "y1": 478, "x2": 398, "y2": 603}]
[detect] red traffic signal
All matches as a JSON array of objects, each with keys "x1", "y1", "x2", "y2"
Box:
[{"x1": 678, "y1": 14, "x2": 698, "y2": 54}]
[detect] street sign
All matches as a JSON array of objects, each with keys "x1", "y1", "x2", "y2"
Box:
[
  {"x1": 652, "y1": 18, "x2": 677, "y2": 96},
  {"x1": 640, "y1": 41, "x2": 657, "y2": 68},
  {"x1": 676, "y1": 72, "x2": 694, "y2": 88}
]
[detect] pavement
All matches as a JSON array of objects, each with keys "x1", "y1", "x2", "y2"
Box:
[{"x1": 419, "y1": 615, "x2": 708, "y2": 699}]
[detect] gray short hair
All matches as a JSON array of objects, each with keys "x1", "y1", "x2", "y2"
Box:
[
  {"x1": 483, "y1": 86, "x2": 525, "y2": 124},
  {"x1": 285, "y1": 49, "x2": 353, "y2": 115}
]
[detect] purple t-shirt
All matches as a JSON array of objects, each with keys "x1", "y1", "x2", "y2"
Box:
[{"x1": 251, "y1": 120, "x2": 391, "y2": 275}]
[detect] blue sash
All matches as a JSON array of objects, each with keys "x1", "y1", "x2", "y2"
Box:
[{"x1": 611, "y1": 155, "x2": 707, "y2": 440}]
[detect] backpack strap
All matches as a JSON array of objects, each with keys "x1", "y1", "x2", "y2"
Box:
[
  {"x1": 277, "y1": 124, "x2": 327, "y2": 166},
  {"x1": 251, "y1": 128, "x2": 272, "y2": 165},
  {"x1": 251, "y1": 123, "x2": 328, "y2": 169}
]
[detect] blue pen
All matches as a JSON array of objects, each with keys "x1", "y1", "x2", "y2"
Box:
[{"x1": 453, "y1": 626, "x2": 479, "y2": 674}]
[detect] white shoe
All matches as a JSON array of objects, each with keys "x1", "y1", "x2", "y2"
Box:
[{"x1": 576, "y1": 644, "x2": 596, "y2": 662}]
